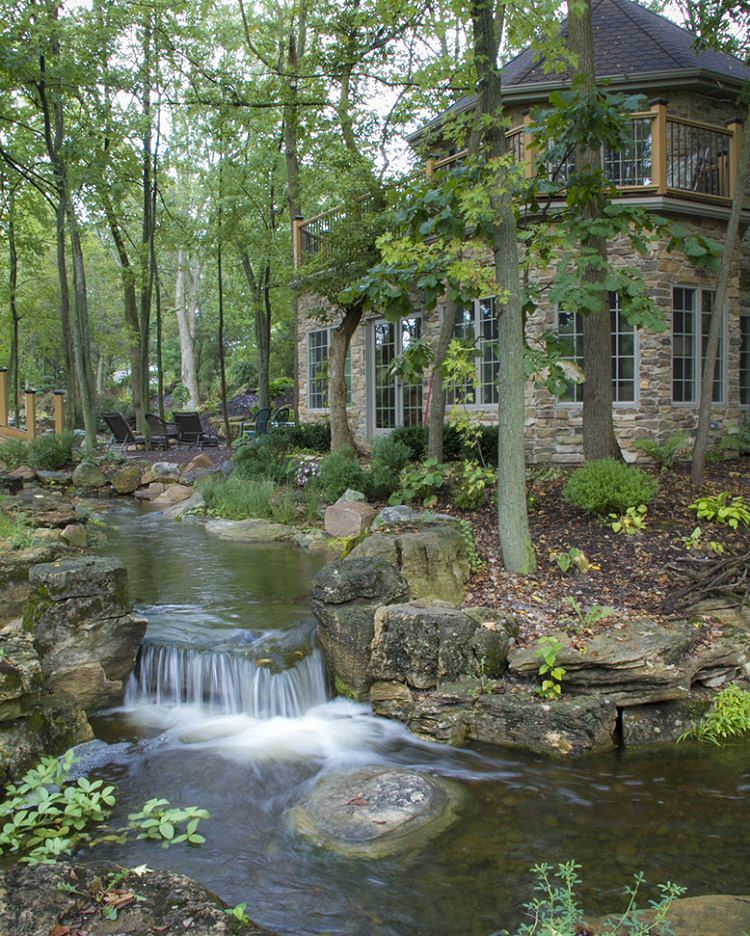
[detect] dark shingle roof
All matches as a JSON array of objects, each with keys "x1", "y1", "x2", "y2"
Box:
[
  {"x1": 503, "y1": 0, "x2": 750, "y2": 87},
  {"x1": 410, "y1": 0, "x2": 749, "y2": 142}
]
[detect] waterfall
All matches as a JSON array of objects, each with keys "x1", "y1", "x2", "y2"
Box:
[{"x1": 126, "y1": 643, "x2": 329, "y2": 718}]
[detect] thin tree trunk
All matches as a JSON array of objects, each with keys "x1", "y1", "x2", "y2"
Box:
[
  {"x1": 96, "y1": 355, "x2": 105, "y2": 396},
  {"x1": 427, "y1": 300, "x2": 459, "y2": 461},
  {"x1": 138, "y1": 10, "x2": 154, "y2": 429},
  {"x1": 691, "y1": 104, "x2": 750, "y2": 486},
  {"x1": 239, "y1": 249, "x2": 271, "y2": 410},
  {"x1": 66, "y1": 203, "x2": 97, "y2": 450},
  {"x1": 471, "y1": 0, "x2": 536, "y2": 574},
  {"x1": 154, "y1": 252, "x2": 165, "y2": 421},
  {"x1": 568, "y1": 0, "x2": 622, "y2": 461},
  {"x1": 330, "y1": 305, "x2": 362, "y2": 451},
  {"x1": 8, "y1": 190, "x2": 20, "y2": 423},
  {"x1": 217, "y1": 156, "x2": 231, "y2": 445},
  {"x1": 175, "y1": 249, "x2": 200, "y2": 409}
]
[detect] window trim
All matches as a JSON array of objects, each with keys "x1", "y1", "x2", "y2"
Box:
[
  {"x1": 446, "y1": 297, "x2": 499, "y2": 411},
  {"x1": 307, "y1": 326, "x2": 352, "y2": 413},
  {"x1": 554, "y1": 294, "x2": 640, "y2": 408},
  {"x1": 670, "y1": 284, "x2": 727, "y2": 407},
  {"x1": 739, "y1": 312, "x2": 750, "y2": 409},
  {"x1": 367, "y1": 314, "x2": 424, "y2": 434}
]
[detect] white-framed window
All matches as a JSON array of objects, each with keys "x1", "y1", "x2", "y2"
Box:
[
  {"x1": 556, "y1": 292, "x2": 637, "y2": 404},
  {"x1": 740, "y1": 313, "x2": 750, "y2": 408},
  {"x1": 672, "y1": 286, "x2": 724, "y2": 404},
  {"x1": 448, "y1": 297, "x2": 499, "y2": 407},
  {"x1": 307, "y1": 328, "x2": 351, "y2": 410},
  {"x1": 371, "y1": 316, "x2": 423, "y2": 430}
]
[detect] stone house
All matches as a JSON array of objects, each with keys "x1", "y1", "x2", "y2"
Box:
[{"x1": 293, "y1": 0, "x2": 750, "y2": 463}]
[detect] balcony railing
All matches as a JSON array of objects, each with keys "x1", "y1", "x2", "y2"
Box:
[{"x1": 293, "y1": 103, "x2": 741, "y2": 268}]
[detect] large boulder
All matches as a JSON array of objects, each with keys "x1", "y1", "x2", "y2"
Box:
[
  {"x1": 324, "y1": 500, "x2": 377, "y2": 538},
  {"x1": 619, "y1": 695, "x2": 712, "y2": 746},
  {"x1": 0, "y1": 546, "x2": 61, "y2": 626},
  {"x1": 153, "y1": 483, "x2": 193, "y2": 507},
  {"x1": 134, "y1": 481, "x2": 167, "y2": 501},
  {"x1": 311, "y1": 558, "x2": 410, "y2": 698},
  {"x1": 371, "y1": 683, "x2": 617, "y2": 756},
  {"x1": 287, "y1": 766, "x2": 464, "y2": 859},
  {"x1": 590, "y1": 895, "x2": 750, "y2": 935},
  {"x1": 7, "y1": 492, "x2": 77, "y2": 529},
  {"x1": 507, "y1": 619, "x2": 749, "y2": 706},
  {"x1": 369, "y1": 602, "x2": 513, "y2": 690},
  {"x1": 141, "y1": 461, "x2": 182, "y2": 485},
  {"x1": 23, "y1": 557, "x2": 147, "y2": 711},
  {"x1": 162, "y1": 490, "x2": 205, "y2": 520},
  {"x1": 110, "y1": 462, "x2": 145, "y2": 494},
  {"x1": 71, "y1": 461, "x2": 108, "y2": 490},
  {"x1": 0, "y1": 862, "x2": 271, "y2": 935},
  {"x1": 350, "y1": 521, "x2": 469, "y2": 606},
  {"x1": 204, "y1": 518, "x2": 295, "y2": 543},
  {"x1": 0, "y1": 633, "x2": 42, "y2": 722}
]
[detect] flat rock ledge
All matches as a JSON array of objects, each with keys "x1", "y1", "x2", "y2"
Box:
[
  {"x1": 588, "y1": 894, "x2": 750, "y2": 935},
  {"x1": 0, "y1": 862, "x2": 272, "y2": 935},
  {"x1": 287, "y1": 766, "x2": 464, "y2": 859}
]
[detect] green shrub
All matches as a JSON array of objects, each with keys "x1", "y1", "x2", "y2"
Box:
[
  {"x1": 689, "y1": 491, "x2": 750, "y2": 529},
  {"x1": 679, "y1": 683, "x2": 750, "y2": 745},
  {"x1": 272, "y1": 488, "x2": 297, "y2": 525},
  {"x1": 720, "y1": 419, "x2": 750, "y2": 454},
  {"x1": 269, "y1": 376, "x2": 294, "y2": 400},
  {"x1": 234, "y1": 436, "x2": 293, "y2": 484},
  {"x1": 390, "y1": 457, "x2": 450, "y2": 507},
  {"x1": 0, "y1": 512, "x2": 35, "y2": 550},
  {"x1": 391, "y1": 425, "x2": 428, "y2": 460},
  {"x1": 0, "y1": 438, "x2": 29, "y2": 470},
  {"x1": 371, "y1": 435, "x2": 412, "y2": 473},
  {"x1": 199, "y1": 475, "x2": 275, "y2": 520},
  {"x1": 316, "y1": 447, "x2": 367, "y2": 503},
  {"x1": 273, "y1": 421, "x2": 331, "y2": 453},
  {"x1": 633, "y1": 430, "x2": 690, "y2": 470},
  {"x1": 389, "y1": 424, "x2": 498, "y2": 466},
  {"x1": 452, "y1": 460, "x2": 496, "y2": 510},
  {"x1": 27, "y1": 432, "x2": 75, "y2": 470},
  {"x1": 563, "y1": 460, "x2": 659, "y2": 516}
]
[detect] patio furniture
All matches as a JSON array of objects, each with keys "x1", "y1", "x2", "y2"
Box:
[
  {"x1": 173, "y1": 411, "x2": 220, "y2": 449},
  {"x1": 102, "y1": 412, "x2": 147, "y2": 454},
  {"x1": 238, "y1": 407, "x2": 271, "y2": 443},
  {"x1": 145, "y1": 413, "x2": 178, "y2": 450},
  {"x1": 271, "y1": 407, "x2": 294, "y2": 428}
]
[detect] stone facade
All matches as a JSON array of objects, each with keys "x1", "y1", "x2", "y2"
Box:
[{"x1": 296, "y1": 93, "x2": 750, "y2": 464}]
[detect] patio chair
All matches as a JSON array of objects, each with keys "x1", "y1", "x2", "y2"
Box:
[
  {"x1": 145, "y1": 413, "x2": 178, "y2": 450},
  {"x1": 173, "y1": 411, "x2": 220, "y2": 449},
  {"x1": 271, "y1": 407, "x2": 294, "y2": 428},
  {"x1": 102, "y1": 412, "x2": 147, "y2": 454},
  {"x1": 238, "y1": 407, "x2": 271, "y2": 443}
]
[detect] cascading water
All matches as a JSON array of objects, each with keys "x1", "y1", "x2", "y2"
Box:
[{"x1": 126, "y1": 643, "x2": 329, "y2": 718}]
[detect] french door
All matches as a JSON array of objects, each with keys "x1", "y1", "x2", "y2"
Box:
[{"x1": 370, "y1": 316, "x2": 423, "y2": 432}]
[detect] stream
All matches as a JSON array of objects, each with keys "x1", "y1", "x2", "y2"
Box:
[{"x1": 91, "y1": 504, "x2": 750, "y2": 935}]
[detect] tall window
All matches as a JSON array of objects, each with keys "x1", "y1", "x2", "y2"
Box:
[
  {"x1": 307, "y1": 328, "x2": 351, "y2": 410},
  {"x1": 557, "y1": 293, "x2": 636, "y2": 404},
  {"x1": 447, "y1": 297, "x2": 499, "y2": 406},
  {"x1": 740, "y1": 314, "x2": 750, "y2": 408},
  {"x1": 372, "y1": 316, "x2": 423, "y2": 429},
  {"x1": 672, "y1": 287, "x2": 724, "y2": 404}
]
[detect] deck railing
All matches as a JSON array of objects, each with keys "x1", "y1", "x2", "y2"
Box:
[
  {"x1": 0, "y1": 368, "x2": 65, "y2": 441},
  {"x1": 293, "y1": 103, "x2": 742, "y2": 268}
]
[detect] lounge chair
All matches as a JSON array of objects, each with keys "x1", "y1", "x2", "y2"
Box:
[
  {"x1": 173, "y1": 411, "x2": 220, "y2": 449},
  {"x1": 271, "y1": 407, "x2": 294, "y2": 428},
  {"x1": 238, "y1": 407, "x2": 271, "y2": 443},
  {"x1": 102, "y1": 412, "x2": 147, "y2": 454},
  {"x1": 145, "y1": 413, "x2": 178, "y2": 450}
]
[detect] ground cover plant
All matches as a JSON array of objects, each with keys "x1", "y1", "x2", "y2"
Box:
[{"x1": 0, "y1": 431, "x2": 76, "y2": 471}]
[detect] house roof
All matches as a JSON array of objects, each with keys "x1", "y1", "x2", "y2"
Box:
[{"x1": 410, "y1": 0, "x2": 749, "y2": 143}]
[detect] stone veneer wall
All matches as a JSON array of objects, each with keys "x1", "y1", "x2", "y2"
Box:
[{"x1": 296, "y1": 92, "x2": 750, "y2": 464}]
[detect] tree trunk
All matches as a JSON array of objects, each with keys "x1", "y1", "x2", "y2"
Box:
[
  {"x1": 96, "y1": 355, "x2": 105, "y2": 397},
  {"x1": 65, "y1": 202, "x2": 97, "y2": 450},
  {"x1": 471, "y1": 0, "x2": 536, "y2": 574},
  {"x1": 568, "y1": 0, "x2": 622, "y2": 461},
  {"x1": 330, "y1": 305, "x2": 362, "y2": 451},
  {"x1": 239, "y1": 249, "x2": 271, "y2": 410},
  {"x1": 217, "y1": 157, "x2": 231, "y2": 445},
  {"x1": 174, "y1": 249, "x2": 200, "y2": 409},
  {"x1": 691, "y1": 104, "x2": 750, "y2": 486},
  {"x1": 7, "y1": 191, "x2": 20, "y2": 423},
  {"x1": 427, "y1": 301, "x2": 459, "y2": 461}
]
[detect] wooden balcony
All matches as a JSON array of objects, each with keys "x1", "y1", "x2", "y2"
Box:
[
  {"x1": 426, "y1": 103, "x2": 742, "y2": 205},
  {"x1": 293, "y1": 104, "x2": 742, "y2": 268}
]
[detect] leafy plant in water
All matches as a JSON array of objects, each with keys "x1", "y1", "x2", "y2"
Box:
[
  {"x1": 535, "y1": 636, "x2": 565, "y2": 700},
  {"x1": 609, "y1": 504, "x2": 648, "y2": 535},
  {"x1": 390, "y1": 457, "x2": 450, "y2": 508},
  {"x1": 553, "y1": 547, "x2": 598, "y2": 575},
  {"x1": 678, "y1": 684, "x2": 750, "y2": 745},
  {"x1": 563, "y1": 596, "x2": 615, "y2": 631},
  {"x1": 506, "y1": 860, "x2": 686, "y2": 936},
  {"x1": 688, "y1": 492, "x2": 750, "y2": 530},
  {"x1": 633, "y1": 430, "x2": 690, "y2": 471},
  {"x1": 0, "y1": 750, "x2": 209, "y2": 865},
  {"x1": 225, "y1": 902, "x2": 253, "y2": 925},
  {"x1": 458, "y1": 518, "x2": 485, "y2": 573}
]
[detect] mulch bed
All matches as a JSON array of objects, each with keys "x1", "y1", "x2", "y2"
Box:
[{"x1": 438, "y1": 459, "x2": 750, "y2": 647}]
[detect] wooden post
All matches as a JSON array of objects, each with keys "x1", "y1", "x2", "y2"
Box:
[
  {"x1": 24, "y1": 389, "x2": 36, "y2": 440},
  {"x1": 726, "y1": 116, "x2": 743, "y2": 201},
  {"x1": 650, "y1": 99, "x2": 669, "y2": 195},
  {"x1": 53, "y1": 391, "x2": 65, "y2": 436},
  {"x1": 0, "y1": 369, "x2": 8, "y2": 430},
  {"x1": 292, "y1": 215, "x2": 304, "y2": 269},
  {"x1": 522, "y1": 111, "x2": 535, "y2": 179}
]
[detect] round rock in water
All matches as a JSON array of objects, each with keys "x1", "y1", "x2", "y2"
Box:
[{"x1": 288, "y1": 767, "x2": 464, "y2": 858}]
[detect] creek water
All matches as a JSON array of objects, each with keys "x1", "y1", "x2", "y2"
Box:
[{"x1": 92, "y1": 504, "x2": 750, "y2": 935}]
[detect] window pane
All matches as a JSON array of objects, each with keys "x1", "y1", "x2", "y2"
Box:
[
  {"x1": 401, "y1": 317, "x2": 424, "y2": 426},
  {"x1": 374, "y1": 321, "x2": 396, "y2": 428},
  {"x1": 610, "y1": 293, "x2": 636, "y2": 403},
  {"x1": 700, "y1": 290, "x2": 724, "y2": 403},
  {"x1": 557, "y1": 309, "x2": 584, "y2": 403},
  {"x1": 308, "y1": 329, "x2": 329, "y2": 409},
  {"x1": 741, "y1": 315, "x2": 750, "y2": 407},
  {"x1": 479, "y1": 298, "x2": 499, "y2": 405},
  {"x1": 672, "y1": 287, "x2": 696, "y2": 402}
]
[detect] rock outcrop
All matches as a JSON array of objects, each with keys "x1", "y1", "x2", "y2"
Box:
[
  {"x1": 311, "y1": 558, "x2": 410, "y2": 698},
  {"x1": 23, "y1": 557, "x2": 147, "y2": 711}
]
